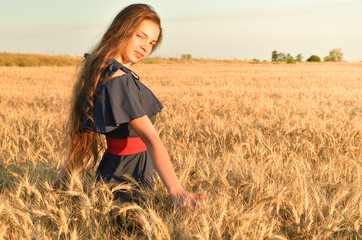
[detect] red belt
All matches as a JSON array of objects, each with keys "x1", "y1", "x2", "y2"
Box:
[{"x1": 106, "y1": 136, "x2": 147, "y2": 155}]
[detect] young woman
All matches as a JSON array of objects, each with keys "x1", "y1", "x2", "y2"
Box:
[{"x1": 53, "y1": 4, "x2": 206, "y2": 209}]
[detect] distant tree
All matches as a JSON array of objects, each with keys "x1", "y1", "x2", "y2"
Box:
[
  {"x1": 324, "y1": 55, "x2": 332, "y2": 62},
  {"x1": 272, "y1": 50, "x2": 302, "y2": 63},
  {"x1": 295, "y1": 54, "x2": 303, "y2": 62},
  {"x1": 306, "y1": 55, "x2": 321, "y2": 62},
  {"x1": 271, "y1": 50, "x2": 278, "y2": 61},
  {"x1": 328, "y1": 48, "x2": 343, "y2": 62},
  {"x1": 286, "y1": 53, "x2": 296, "y2": 64},
  {"x1": 277, "y1": 52, "x2": 286, "y2": 62}
]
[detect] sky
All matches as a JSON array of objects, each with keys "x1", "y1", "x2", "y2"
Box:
[{"x1": 1, "y1": 0, "x2": 361, "y2": 61}]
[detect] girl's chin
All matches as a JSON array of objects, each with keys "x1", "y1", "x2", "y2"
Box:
[{"x1": 121, "y1": 56, "x2": 145, "y2": 66}]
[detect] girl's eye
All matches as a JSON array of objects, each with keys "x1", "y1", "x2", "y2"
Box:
[{"x1": 137, "y1": 34, "x2": 145, "y2": 40}]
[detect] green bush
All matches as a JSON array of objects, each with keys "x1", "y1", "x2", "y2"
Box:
[
  {"x1": 324, "y1": 56, "x2": 332, "y2": 62},
  {"x1": 306, "y1": 55, "x2": 321, "y2": 62},
  {"x1": 286, "y1": 58, "x2": 296, "y2": 64},
  {"x1": 142, "y1": 57, "x2": 163, "y2": 64},
  {"x1": 181, "y1": 54, "x2": 192, "y2": 60}
]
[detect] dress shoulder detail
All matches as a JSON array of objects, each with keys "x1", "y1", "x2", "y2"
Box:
[{"x1": 82, "y1": 59, "x2": 163, "y2": 133}]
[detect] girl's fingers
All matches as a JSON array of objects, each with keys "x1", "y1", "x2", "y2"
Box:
[
  {"x1": 196, "y1": 191, "x2": 207, "y2": 200},
  {"x1": 188, "y1": 191, "x2": 207, "y2": 207},
  {"x1": 192, "y1": 191, "x2": 207, "y2": 201},
  {"x1": 52, "y1": 180, "x2": 59, "y2": 189},
  {"x1": 172, "y1": 191, "x2": 207, "y2": 210}
]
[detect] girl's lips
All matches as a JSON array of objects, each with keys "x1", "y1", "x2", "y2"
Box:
[{"x1": 135, "y1": 51, "x2": 144, "y2": 58}]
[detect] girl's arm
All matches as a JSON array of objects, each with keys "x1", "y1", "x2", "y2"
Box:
[{"x1": 129, "y1": 115, "x2": 206, "y2": 209}]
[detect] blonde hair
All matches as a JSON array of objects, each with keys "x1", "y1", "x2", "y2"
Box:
[{"x1": 67, "y1": 4, "x2": 162, "y2": 170}]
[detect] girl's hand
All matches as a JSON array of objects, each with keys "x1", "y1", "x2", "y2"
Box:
[
  {"x1": 170, "y1": 190, "x2": 207, "y2": 210},
  {"x1": 52, "y1": 177, "x2": 61, "y2": 189},
  {"x1": 52, "y1": 165, "x2": 70, "y2": 190},
  {"x1": 52, "y1": 171, "x2": 64, "y2": 189}
]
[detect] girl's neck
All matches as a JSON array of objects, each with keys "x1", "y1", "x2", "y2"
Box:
[{"x1": 115, "y1": 56, "x2": 131, "y2": 68}]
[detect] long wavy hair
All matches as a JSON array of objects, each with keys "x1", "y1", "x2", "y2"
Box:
[{"x1": 67, "y1": 4, "x2": 162, "y2": 171}]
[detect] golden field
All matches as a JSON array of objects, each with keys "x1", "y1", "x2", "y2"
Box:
[{"x1": 0, "y1": 61, "x2": 361, "y2": 239}]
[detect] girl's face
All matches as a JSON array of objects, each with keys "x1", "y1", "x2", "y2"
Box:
[{"x1": 121, "y1": 20, "x2": 160, "y2": 67}]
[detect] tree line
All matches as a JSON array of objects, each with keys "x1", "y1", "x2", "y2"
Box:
[{"x1": 271, "y1": 48, "x2": 344, "y2": 63}]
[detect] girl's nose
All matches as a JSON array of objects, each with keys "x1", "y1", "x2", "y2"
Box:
[{"x1": 141, "y1": 43, "x2": 151, "y2": 53}]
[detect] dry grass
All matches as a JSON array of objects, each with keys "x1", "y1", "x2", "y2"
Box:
[
  {"x1": 0, "y1": 61, "x2": 361, "y2": 239},
  {"x1": 0, "y1": 52, "x2": 82, "y2": 67}
]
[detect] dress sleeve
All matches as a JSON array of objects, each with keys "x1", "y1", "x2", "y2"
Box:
[{"x1": 82, "y1": 73, "x2": 163, "y2": 133}]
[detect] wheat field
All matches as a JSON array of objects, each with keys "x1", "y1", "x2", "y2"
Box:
[{"x1": 0, "y1": 61, "x2": 361, "y2": 239}]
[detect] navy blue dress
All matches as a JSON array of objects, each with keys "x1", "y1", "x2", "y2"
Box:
[{"x1": 82, "y1": 58, "x2": 163, "y2": 201}]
